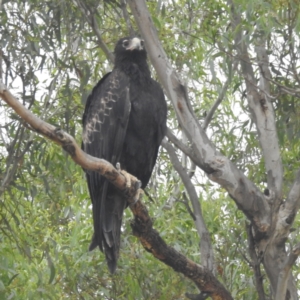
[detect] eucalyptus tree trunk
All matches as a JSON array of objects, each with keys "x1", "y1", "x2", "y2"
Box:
[{"x1": 129, "y1": 0, "x2": 300, "y2": 299}]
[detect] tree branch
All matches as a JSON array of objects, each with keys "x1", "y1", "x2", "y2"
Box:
[
  {"x1": 120, "y1": 0, "x2": 135, "y2": 36},
  {"x1": 131, "y1": 199, "x2": 233, "y2": 300},
  {"x1": 285, "y1": 169, "x2": 300, "y2": 215},
  {"x1": 0, "y1": 81, "x2": 233, "y2": 299},
  {"x1": 246, "y1": 224, "x2": 266, "y2": 300},
  {"x1": 74, "y1": 0, "x2": 115, "y2": 63},
  {"x1": 203, "y1": 60, "x2": 238, "y2": 131},
  {"x1": 274, "y1": 169, "x2": 300, "y2": 247},
  {"x1": 275, "y1": 242, "x2": 300, "y2": 300},
  {"x1": 166, "y1": 127, "x2": 198, "y2": 163},
  {"x1": 128, "y1": 0, "x2": 271, "y2": 233},
  {"x1": 228, "y1": 0, "x2": 283, "y2": 200},
  {"x1": 162, "y1": 139, "x2": 215, "y2": 272},
  {"x1": 0, "y1": 81, "x2": 135, "y2": 197}
]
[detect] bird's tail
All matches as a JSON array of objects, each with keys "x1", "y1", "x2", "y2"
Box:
[{"x1": 89, "y1": 184, "x2": 126, "y2": 274}]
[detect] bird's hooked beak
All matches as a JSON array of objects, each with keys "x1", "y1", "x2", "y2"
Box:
[{"x1": 127, "y1": 37, "x2": 144, "y2": 51}]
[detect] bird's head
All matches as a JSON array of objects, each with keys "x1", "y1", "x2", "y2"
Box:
[
  {"x1": 114, "y1": 37, "x2": 147, "y2": 65},
  {"x1": 115, "y1": 37, "x2": 145, "y2": 52}
]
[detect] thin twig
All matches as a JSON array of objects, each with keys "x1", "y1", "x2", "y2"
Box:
[
  {"x1": 203, "y1": 60, "x2": 238, "y2": 131},
  {"x1": 120, "y1": 0, "x2": 135, "y2": 36},
  {"x1": 74, "y1": 0, "x2": 115, "y2": 63}
]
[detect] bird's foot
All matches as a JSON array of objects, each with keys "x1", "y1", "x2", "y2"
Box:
[
  {"x1": 117, "y1": 163, "x2": 142, "y2": 204},
  {"x1": 116, "y1": 163, "x2": 131, "y2": 189},
  {"x1": 132, "y1": 187, "x2": 143, "y2": 205},
  {"x1": 119, "y1": 169, "x2": 132, "y2": 189}
]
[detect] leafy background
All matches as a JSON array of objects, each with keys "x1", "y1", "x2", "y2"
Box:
[{"x1": 1, "y1": 0, "x2": 300, "y2": 299}]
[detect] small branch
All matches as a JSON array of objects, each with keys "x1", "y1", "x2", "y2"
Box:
[
  {"x1": 166, "y1": 128, "x2": 198, "y2": 164},
  {"x1": 203, "y1": 60, "x2": 238, "y2": 131},
  {"x1": 74, "y1": 0, "x2": 115, "y2": 63},
  {"x1": 275, "y1": 242, "x2": 300, "y2": 300},
  {"x1": 181, "y1": 192, "x2": 196, "y2": 221},
  {"x1": 131, "y1": 198, "x2": 233, "y2": 300},
  {"x1": 0, "y1": 81, "x2": 233, "y2": 300},
  {"x1": 246, "y1": 224, "x2": 266, "y2": 300},
  {"x1": 162, "y1": 140, "x2": 215, "y2": 272},
  {"x1": 120, "y1": 0, "x2": 135, "y2": 36}
]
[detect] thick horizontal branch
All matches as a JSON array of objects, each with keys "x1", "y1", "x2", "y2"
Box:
[
  {"x1": 0, "y1": 82, "x2": 232, "y2": 299},
  {"x1": 0, "y1": 81, "x2": 136, "y2": 198}
]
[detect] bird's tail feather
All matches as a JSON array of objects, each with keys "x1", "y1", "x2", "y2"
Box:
[
  {"x1": 89, "y1": 183, "x2": 126, "y2": 274},
  {"x1": 103, "y1": 191, "x2": 126, "y2": 274}
]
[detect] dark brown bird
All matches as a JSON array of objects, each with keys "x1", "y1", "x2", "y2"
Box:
[{"x1": 82, "y1": 37, "x2": 167, "y2": 273}]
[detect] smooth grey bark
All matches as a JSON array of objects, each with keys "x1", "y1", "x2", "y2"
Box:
[
  {"x1": 129, "y1": 0, "x2": 300, "y2": 299},
  {"x1": 228, "y1": 0, "x2": 298, "y2": 298},
  {"x1": 72, "y1": 0, "x2": 300, "y2": 297},
  {"x1": 275, "y1": 242, "x2": 300, "y2": 300},
  {"x1": 128, "y1": 0, "x2": 271, "y2": 235}
]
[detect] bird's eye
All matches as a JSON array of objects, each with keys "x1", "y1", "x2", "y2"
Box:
[
  {"x1": 140, "y1": 40, "x2": 144, "y2": 47},
  {"x1": 123, "y1": 40, "x2": 129, "y2": 47}
]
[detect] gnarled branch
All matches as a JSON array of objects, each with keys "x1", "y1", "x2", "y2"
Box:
[{"x1": 0, "y1": 81, "x2": 233, "y2": 299}]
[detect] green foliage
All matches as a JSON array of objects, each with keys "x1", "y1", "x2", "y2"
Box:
[{"x1": 1, "y1": 0, "x2": 300, "y2": 299}]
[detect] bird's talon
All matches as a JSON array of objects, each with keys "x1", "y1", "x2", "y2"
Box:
[
  {"x1": 121, "y1": 170, "x2": 132, "y2": 188},
  {"x1": 131, "y1": 189, "x2": 143, "y2": 205},
  {"x1": 135, "y1": 180, "x2": 141, "y2": 190}
]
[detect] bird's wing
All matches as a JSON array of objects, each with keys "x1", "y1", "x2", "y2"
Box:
[{"x1": 82, "y1": 69, "x2": 131, "y2": 272}]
